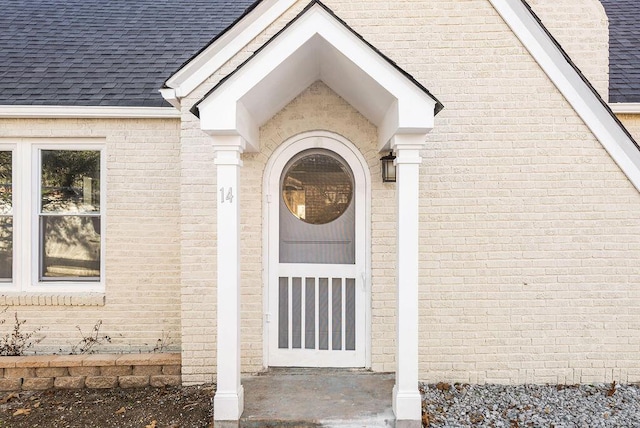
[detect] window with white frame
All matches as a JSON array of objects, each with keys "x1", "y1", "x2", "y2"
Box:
[
  {"x1": 39, "y1": 149, "x2": 102, "y2": 281},
  {"x1": 0, "y1": 150, "x2": 12, "y2": 283},
  {"x1": 0, "y1": 141, "x2": 105, "y2": 292}
]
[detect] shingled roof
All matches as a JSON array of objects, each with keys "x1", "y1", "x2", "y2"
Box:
[
  {"x1": 600, "y1": 0, "x2": 640, "y2": 103},
  {"x1": 0, "y1": 0, "x2": 256, "y2": 107},
  {"x1": 0, "y1": 0, "x2": 638, "y2": 107}
]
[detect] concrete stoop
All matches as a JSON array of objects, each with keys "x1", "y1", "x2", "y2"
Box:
[{"x1": 233, "y1": 368, "x2": 399, "y2": 428}]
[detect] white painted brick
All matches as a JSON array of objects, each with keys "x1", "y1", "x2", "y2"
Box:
[
  {"x1": 2, "y1": 0, "x2": 632, "y2": 388},
  {"x1": 0, "y1": 118, "x2": 182, "y2": 355}
]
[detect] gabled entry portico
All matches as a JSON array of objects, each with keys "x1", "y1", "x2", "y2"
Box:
[{"x1": 190, "y1": 1, "x2": 442, "y2": 425}]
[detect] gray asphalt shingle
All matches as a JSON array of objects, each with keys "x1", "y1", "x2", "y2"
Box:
[
  {"x1": 0, "y1": 0, "x2": 637, "y2": 106},
  {"x1": 0, "y1": 0, "x2": 257, "y2": 107},
  {"x1": 600, "y1": 0, "x2": 640, "y2": 103}
]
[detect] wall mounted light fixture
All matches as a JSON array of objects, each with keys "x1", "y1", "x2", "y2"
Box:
[{"x1": 380, "y1": 151, "x2": 396, "y2": 183}]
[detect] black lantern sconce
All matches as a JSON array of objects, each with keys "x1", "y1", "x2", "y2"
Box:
[{"x1": 380, "y1": 151, "x2": 396, "y2": 182}]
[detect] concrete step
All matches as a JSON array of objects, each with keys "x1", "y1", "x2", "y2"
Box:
[{"x1": 238, "y1": 368, "x2": 396, "y2": 428}]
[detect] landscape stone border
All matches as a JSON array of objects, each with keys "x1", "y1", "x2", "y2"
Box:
[{"x1": 0, "y1": 353, "x2": 181, "y2": 391}]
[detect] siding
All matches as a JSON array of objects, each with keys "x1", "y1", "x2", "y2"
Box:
[
  {"x1": 180, "y1": 0, "x2": 640, "y2": 385},
  {"x1": 0, "y1": 117, "x2": 182, "y2": 355}
]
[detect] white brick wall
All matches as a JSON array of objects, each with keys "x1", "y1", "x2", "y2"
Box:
[
  {"x1": 617, "y1": 114, "x2": 640, "y2": 143},
  {"x1": 178, "y1": 0, "x2": 640, "y2": 385},
  {"x1": 0, "y1": 0, "x2": 625, "y2": 387},
  {"x1": 0, "y1": 118, "x2": 182, "y2": 355},
  {"x1": 179, "y1": 111, "x2": 218, "y2": 384},
  {"x1": 527, "y1": 0, "x2": 609, "y2": 99}
]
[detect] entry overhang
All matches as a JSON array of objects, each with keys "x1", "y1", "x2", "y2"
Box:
[{"x1": 192, "y1": 1, "x2": 443, "y2": 152}]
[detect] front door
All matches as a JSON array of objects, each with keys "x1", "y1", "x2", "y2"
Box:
[{"x1": 266, "y1": 133, "x2": 368, "y2": 367}]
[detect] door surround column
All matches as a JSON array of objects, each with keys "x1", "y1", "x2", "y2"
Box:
[
  {"x1": 212, "y1": 135, "x2": 245, "y2": 422},
  {"x1": 391, "y1": 134, "x2": 426, "y2": 424}
]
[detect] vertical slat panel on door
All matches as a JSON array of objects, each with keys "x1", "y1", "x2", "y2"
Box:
[
  {"x1": 292, "y1": 277, "x2": 302, "y2": 349},
  {"x1": 345, "y1": 278, "x2": 356, "y2": 350},
  {"x1": 305, "y1": 278, "x2": 315, "y2": 349},
  {"x1": 332, "y1": 278, "x2": 342, "y2": 350},
  {"x1": 319, "y1": 278, "x2": 329, "y2": 350},
  {"x1": 278, "y1": 277, "x2": 288, "y2": 349}
]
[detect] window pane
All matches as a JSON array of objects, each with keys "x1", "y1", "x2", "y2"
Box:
[
  {"x1": 0, "y1": 151, "x2": 11, "y2": 215},
  {"x1": 41, "y1": 150, "x2": 100, "y2": 213},
  {"x1": 282, "y1": 152, "x2": 353, "y2": 225},
  {"x1": 41, "y1": 216, "x2": 100, "y2": 280},
  {"x1": 0, "y1": 217, "x2": 11, "y2": 282}
]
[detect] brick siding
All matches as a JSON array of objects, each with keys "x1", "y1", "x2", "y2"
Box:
[
  {"x1": 1, "y1": 0, "x2": 636, "y2": 387},
  {"x1": 0, "y1": 118, "x2": 182, "y2": 355},
  {"x1": 180, "y1": 0, "x2": 640, "y2": 385}
]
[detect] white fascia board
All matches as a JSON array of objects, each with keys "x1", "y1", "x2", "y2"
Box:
[
  {"x1": 0, "y1": 105, "x2": 180, "y2": 119},
  {"x1": 199, "y1": 10, "x2": 325, "y2": 148},
  {"x1": 490, "y1": 0, "x2": 640, "y2": 193},
  {"x1": 610, "y1": 103, "x2": 640, "y2": 114},
  {"x1": 309, "y1": 8, "x2": 437, "y2": 116},
  {"x1": 198, "y1": 27, "x2": 315, "y2": 149},
  {"x1": 200, "y1": 4, "x2": 435, "y2": 151},
  {"x1": 159, "y1": 88, "x2": 181, "y2": 110},
  {"x1": 164, "y1": 0, "x2": 297, "y2": 100},
  {"x1": 304, "y1": 8, "x2": 435, "y2": 147}
]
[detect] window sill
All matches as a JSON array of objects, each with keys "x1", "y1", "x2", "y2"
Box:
[{"x1": 0, "y1": 293, "x2": 105, "y2": 306}]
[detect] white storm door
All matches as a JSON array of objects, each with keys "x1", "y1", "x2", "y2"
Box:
[{"x1": 267, "y1": 140, "x2": 367, "y2": 368}]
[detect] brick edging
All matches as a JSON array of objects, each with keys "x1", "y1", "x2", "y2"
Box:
[{"x1": 0, "y1": 353, "x2": 181, "y2": 391}]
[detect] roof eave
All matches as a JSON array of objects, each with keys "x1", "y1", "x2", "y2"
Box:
[{"x1": 162, "y1": 0, "x2": 295, "y2": 101}]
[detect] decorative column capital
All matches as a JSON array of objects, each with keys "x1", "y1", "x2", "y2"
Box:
[
  {"x1": 390, "y1": 134, "x2": 427, "y2": 165},
  {"x1": 213, "y1": 135, "x2": 245, "y2": 167}
]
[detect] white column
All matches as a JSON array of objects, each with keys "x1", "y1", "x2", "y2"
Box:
[
  {"x1": 391, "y1": 134, "x2": 425, "y2": 424},
  {"x1": 213, "y1": 135, "x2": 245, "y2": 422}
]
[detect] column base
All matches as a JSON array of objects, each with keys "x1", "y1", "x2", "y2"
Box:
[
  {"x1": 214, "y1": 385, "x2": 245, "y2": 422},
  {"x1": 393, "y1": 384, "x2": 422, "y2": 422}
]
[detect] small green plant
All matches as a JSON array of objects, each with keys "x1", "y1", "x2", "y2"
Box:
[
  {"x1": 70, "y1": 320, "x2": 111, "y2": 355},
  {"x1": 0, "y1": 309, "x2": 45, "y2": 356}
]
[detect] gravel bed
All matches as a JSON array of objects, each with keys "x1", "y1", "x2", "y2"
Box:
[{"x1": 420, "y1": 382, "x2": 640, "y2": 427}]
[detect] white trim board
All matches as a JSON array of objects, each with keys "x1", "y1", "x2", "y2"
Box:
[
  {"x1": 162, "y1": 0, "x2": 298, "y2": 103},
  {"x1": 194, "y1": 2, "x2": 437, "y2": 152},
  {"x1": 165, "y1": 0, "x2": 640, "y2": 192},
  {"x1": 489, "y1": 0, "x2": 640, "y2": 192},
  {"x1": 610, "y1": 103, "x2": 640, "y2": 115},
  {"x1": 0, "y1": 106, "x2": 180, "y2": 119}
]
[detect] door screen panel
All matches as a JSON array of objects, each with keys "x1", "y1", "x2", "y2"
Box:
[
  {"x1": 278, "y1": 275, "x2": 356, "y2": 352},
  {"x1": 280, "y1": 150, "x2": 355, "y2": 264}
]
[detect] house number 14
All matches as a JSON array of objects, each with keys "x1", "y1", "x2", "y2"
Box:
[{"x1": 220, "y1": 187, "x2": 234, "y2": 204}]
